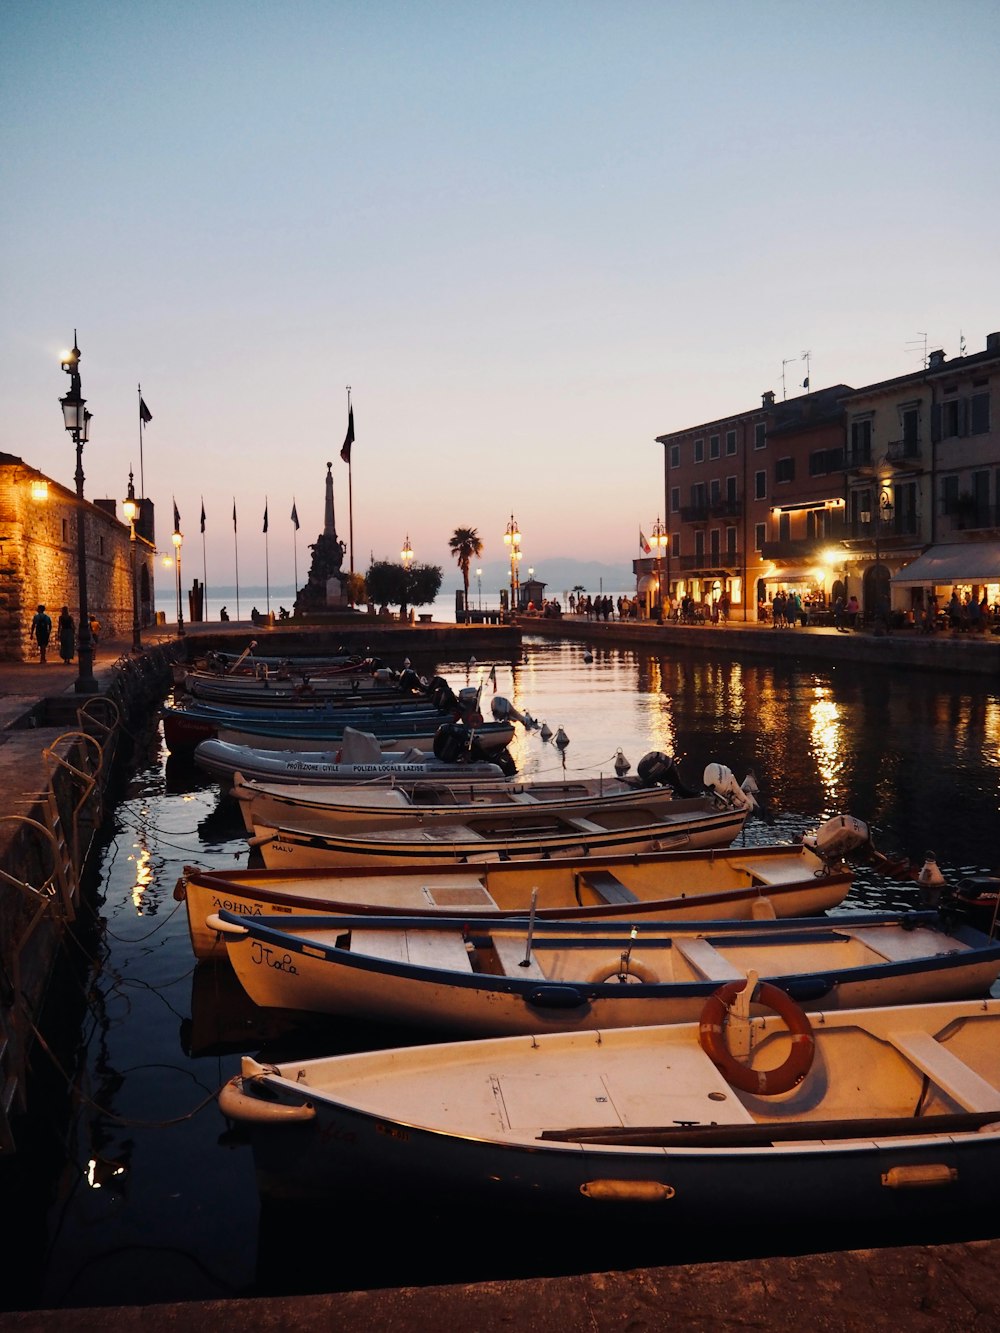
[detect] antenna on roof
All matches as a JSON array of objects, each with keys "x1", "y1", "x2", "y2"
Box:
[
  {"x1": 781, "y1": 357, "x2": 798, "y2": 400},
  {"x1": 801, "y1": 349, "x2": 811, "y2": 392},
  {"x1": 905, "y1": 332, "x2": 929, "y2": 369}
]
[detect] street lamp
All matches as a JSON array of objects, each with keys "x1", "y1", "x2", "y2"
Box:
[
  {"x1": 503, "y1": 514, "x2": 522, "y2": 610},
  {"x1": 476, "y1": 566, "x2": 482, "y2": 610},
  {"x1": 650, "y1": 516, "x2": 668, "y2": 619},
  {"x1": 860, "y1": 486, "x2": 893, "y2": 622},
  {"x1": 59, "y1": 332, "x2": 97, "y2": 692},
  {"x1": 401, "y1": 535, "x2": 413, "y2": 569},
  {"x1": 122, "y1": 470, "x2": 142, "y2": 652},
  {"x1": 172, "y1": 523, "x2": 185, "y2": 636}
]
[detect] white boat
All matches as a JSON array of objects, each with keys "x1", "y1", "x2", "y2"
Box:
[
  {"x1": 176, "y1": 831, "x2": 861, "y2": 961},
  {"x1": 215, "y1": 717, "x2": 516, "y2": 753},
  {"x1": 193, "y1": 729, "x2": 514, "y2": 786},
  {"x1": 207, "y1": 909, "x2": 1000, "y2": 1035},
  {"x1": 230, "y1": 758, "x2": 751, "y2": 836},
  {"x1": 219, "y1": 996, "x2": 1000, "y2": 1222},
  {"x1": 249, "y1": 795, "x2": 751, "y2": 869}
]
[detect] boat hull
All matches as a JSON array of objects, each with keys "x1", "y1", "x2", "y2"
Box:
[
  {"x1": 193, "y1": 738, "x2": 508, "y2": 786},
  {"x1": 219, "y1": 1000, "x2": 1000, "y2": 1223},
  {"x1": 177, "y1": 845, "x2": 852, "y2": 961}
]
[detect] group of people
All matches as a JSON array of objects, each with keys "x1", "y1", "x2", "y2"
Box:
[
  {"x1": 568, "y1": 594, "x2": 640, "y2": 621},
  {"x1": 29, "y1": 604, "x2": 101, "y2": 664}
]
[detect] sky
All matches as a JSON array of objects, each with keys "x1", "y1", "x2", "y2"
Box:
[{"x1": 2, "y1": 1, "x2": 999, "y2": 601}]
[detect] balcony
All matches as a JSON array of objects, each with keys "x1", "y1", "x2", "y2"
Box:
[
  {"x1": 676, "y1": 552, "x2": 741, "y2": 573},
  {"x1": 707, "y1": 497, "x2": 743, "y2": 518},
  {"x1": 886, "y1": 438, "x2": 923, "y2": 468},
  {"x1": 679, "y1": 503, "x2": 709, "y2": 524},
  {"x1": 761, "y1": 535, "x2": 845, "y2": 560}
]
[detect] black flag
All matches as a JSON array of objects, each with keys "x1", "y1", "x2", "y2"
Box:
[
  {"x1": 340, "y1": 406, "x2": 355, "y2": 463},
  {"x1": 291, "y1": 502, "x2": 300, "y2": 530},
  {"x1": 232, "y1": 501, "x2": 237, "y2": 532},
  {"x1": 173, "y1": 499, "x2": 181, "y2": 532},
  {"x1": 262, "y1": 503, "x2": 269, "y2": 534},
  {"x1": 200, "y1": 499, "x2": 206, "y2": 534},
  {"x1": 139, "y1": 397, "x2": 152, "y2": 424}
]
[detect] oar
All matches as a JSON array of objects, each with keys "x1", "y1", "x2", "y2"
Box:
[{"x1": 520, "y1": 888, "x2": 539, "y2": 967}]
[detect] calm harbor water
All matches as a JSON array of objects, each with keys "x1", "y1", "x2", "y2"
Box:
[{"x1": 7, "y1": 635, "x2": 1000, "y2": 1310}]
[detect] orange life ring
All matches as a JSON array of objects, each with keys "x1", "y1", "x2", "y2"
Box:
[{"x1": 698, "y1": 979, "x2": 815, "y2": 1096}]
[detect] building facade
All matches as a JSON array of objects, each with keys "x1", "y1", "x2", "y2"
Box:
[
  {"x1": 646, "y1": 328, "x2": 1000, "y2": 624},
  {"x1": 0, "y1": 453, "x2": 156, "y2": 661}
]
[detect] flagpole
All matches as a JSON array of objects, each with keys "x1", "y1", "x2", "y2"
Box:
[
  {"x1": 292, "y1": 500, "x2": 299, "y2": 594},
  {"x1": 346, "y1": 386, "x2": 354, "y2": 575},
  {"x1": 264, "y1": 498, "x2": 271, "y2": 615},
  {"x1": 200, "y1": 498, "x2": 208, "y2": 621},
  {"x1": 137, "y1": 384, "x2": 145, "y2": 496},
  {"x1": 233, "y1": 499, "x2": 241, "y2": 621}
]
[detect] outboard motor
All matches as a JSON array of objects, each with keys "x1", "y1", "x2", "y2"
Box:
[
  {"x1": 457, "y1": 686, "x2": 484, "y2": 724},
  {"x1": 801, "y1": 814, "x2": 871, "y2": 862},
  {"x1": 397, "y1": 668, "x2": 422, "y2": 695},
  {"x1": 704, "y1": 763, "x2": 758, "y2": 812},
  {"x1": 491, "y1": 696, "x2": 527, "y2": 725},
  {"x1": 433, "y1": 722, "x2": 469, "y2": 763},
  {"x1": 637, "y1": 752, "x2": 699, "y2": 796}
]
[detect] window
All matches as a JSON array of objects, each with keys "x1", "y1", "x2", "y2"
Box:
[
  {"x1": 971, "y1": 392, "x2": 991, "y2": 435},
  {"x1": 754, "y1": 422, "x2": 766, "y2": 450},
  {"x1": 775, "y1": 457, "x2": 795, "y2": 484},
  {"x1": 695, "y1": 530, "x2": 705, "y2": 559},
  {"x1": 725, "y1": 525, "x2": 737, "y2": 555},
  {"x1": 850, "y1": 418, "x2": 872, "y2": 462},
  {"x1": 778, "y1": 512, "x2": 791, "y2": 542},
  {"x1": 670, "y1": 444, "x2": 680, "y2": 468},
  {"x1": 941, "y1": 475, "x2": 959, "y2": 514},
  {"x1": 973, "y1": 470, "x2": 990, "y2": 525},
  {"x1": 754, "y1": 522, "x2": 765, "y2": 551},
  {"x1": 754, "y1": 470, "x2": 767, "y2": 500},
  {"x1": 726, "y1": 429, "x2": 737, "y2": 455},
  {"x1": 901, "y1": 406, "x2": 919, "y2": 444},
  {"x1": 671, "y1": 532, "x2": 680, "y2": 557},
  {"x1": 810, "y1": 447, "x2": 843, "y2": 475},
  {"x1": 709, "y1": 434, "x2": 720, "y2": 460},
  {"x1": 710, "y1": 478, "x2": 721, "y2": 505},
  {"x1": 691, "y1": 482, "x2": 707, "y2": 510},
  {"x1": 726, "y1": 475, "x2": 737, "y2": 502},
  {"x1": 694, "y1": 438, "x2": 704, "y2": 463},
  {"x1": 710, "y1": 529, "x2": 721, "y2": 561},
  {"x1": 942, "y1": 399, "x2": 965, "y2": 438},
  {"x1": 670, "y1": 486, "x2": 680, "y2": 514},
  {"x1": 61, "y1": 519, "x2": 68, "y2": 542}
]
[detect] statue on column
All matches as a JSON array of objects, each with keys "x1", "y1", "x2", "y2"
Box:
[{"x1": 294, "y1": 461, "x2": 348, "y2": 612}]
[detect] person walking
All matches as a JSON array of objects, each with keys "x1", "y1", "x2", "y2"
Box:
[
  {"x1": 30, "y1": 603, "x2": 52, "y2": 663},
  {"x1": 57, "y1": 606, "x2": 76, "y2": 662}
]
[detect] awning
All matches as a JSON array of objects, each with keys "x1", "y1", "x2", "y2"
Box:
[
  {"x1": 637, "y1": 575, "x2": 657, "y2": 592},
  {"x1": 891, "y1": 543, "x2": 1000, "y2": 587}
]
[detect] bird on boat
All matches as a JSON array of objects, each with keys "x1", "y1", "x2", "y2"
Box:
[{"x1": 583, "y1": 649, "x2": 594, "y2": 663}]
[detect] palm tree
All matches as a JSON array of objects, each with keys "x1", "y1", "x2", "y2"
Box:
[{"x1": 449, "y1": 527, "x2": 483, "y2": 612}]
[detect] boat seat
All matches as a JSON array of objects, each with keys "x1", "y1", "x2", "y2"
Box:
[
  {"x1": 889, "y1": 1029, "x2": 1000, "y2": 1113},
  {"x1": 576, "y1": 870, "x2": 640, "y2": 906},
  {"x1": 735, "y1": 856, "x2": 808, "y2": 885},
  {"x1": 566, "y1": 816, "x2": 606, "y2": 835},
  {"x1": 490, "y1": 932, "x2": 547, "y2": 979},
  {"x1": 509, "y1": 791, "x2": 540, "y2": 804},
  {"x1": 350, "y1": 928, "x2": 474, "y2": 973},
  {"x1": 672, "y1": 938, "x2": 747, "y2": 982}
]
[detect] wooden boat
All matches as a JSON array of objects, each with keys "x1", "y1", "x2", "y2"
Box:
[
  {"x1": 231, "y1": 771, "x2": 711, "y2": 836},
  {"x1": 207, "y1": 909, "x2": 1000, "y2": 1035},
  {"x1": 218, "y1": 996, "x2": 1000, "y2": 1221},
  {"x1": 247, "y1": 795, "x2": 750, "y2": 869},
  {"x1": 162, "y1": 698, "x2": 455, "y2": 753},
  {"x1": 214, "y1": 716, "x2": 516, "y2": 754},
  {"x1": 192, "y1": 735, "x2": 513, "y2": 786},
  {"x1": 176, "y1": 838, "x2": 858, "y2": 961}
]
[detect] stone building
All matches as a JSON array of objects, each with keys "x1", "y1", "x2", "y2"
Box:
[{"x1": 0, "y1": 453, "x2": 156, "y2": 661}]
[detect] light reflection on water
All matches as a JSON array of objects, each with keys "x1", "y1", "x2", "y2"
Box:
[{"x1": 12, "y1": 635, "x2": 1000, "y2": 1309}]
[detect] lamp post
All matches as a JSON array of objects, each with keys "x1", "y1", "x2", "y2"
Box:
[
  {"x1": 59, "y1": 333, "x2": 97, "y2": 692},
  {"x1": 503, "y1": 514, "x2": 522, "y2": 611},
  {"x1": 650, "y1": 515, "x2": 668, "y2": 620},
  {"x1": 122, "y1": 471, "x2": 142, "y2": 653},
  {"x1": 476, "y1": 566, "x2": 482, "y2": 610},
  {"x1": 172, "y1": 523, "x2": 185, "y2": 636},
  {"x1": 861, "y1": 486, "x2": 893, "y2": 623}
]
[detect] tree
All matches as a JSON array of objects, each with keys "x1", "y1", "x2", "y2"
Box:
[
  {"x1": 448, "y1": 527, "x2": 483, "y2": 611},
  {"x1": 365, "y1": 561, "x2": 442, "y2": 619}
]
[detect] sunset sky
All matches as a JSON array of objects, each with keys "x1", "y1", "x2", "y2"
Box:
[{"x1": 3, "y1": 1, "x2": 998, "y2": 599}]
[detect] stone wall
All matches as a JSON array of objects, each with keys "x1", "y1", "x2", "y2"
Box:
[{"x1": 0, "y1": 454, "x2": 157, "y2": 661}]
